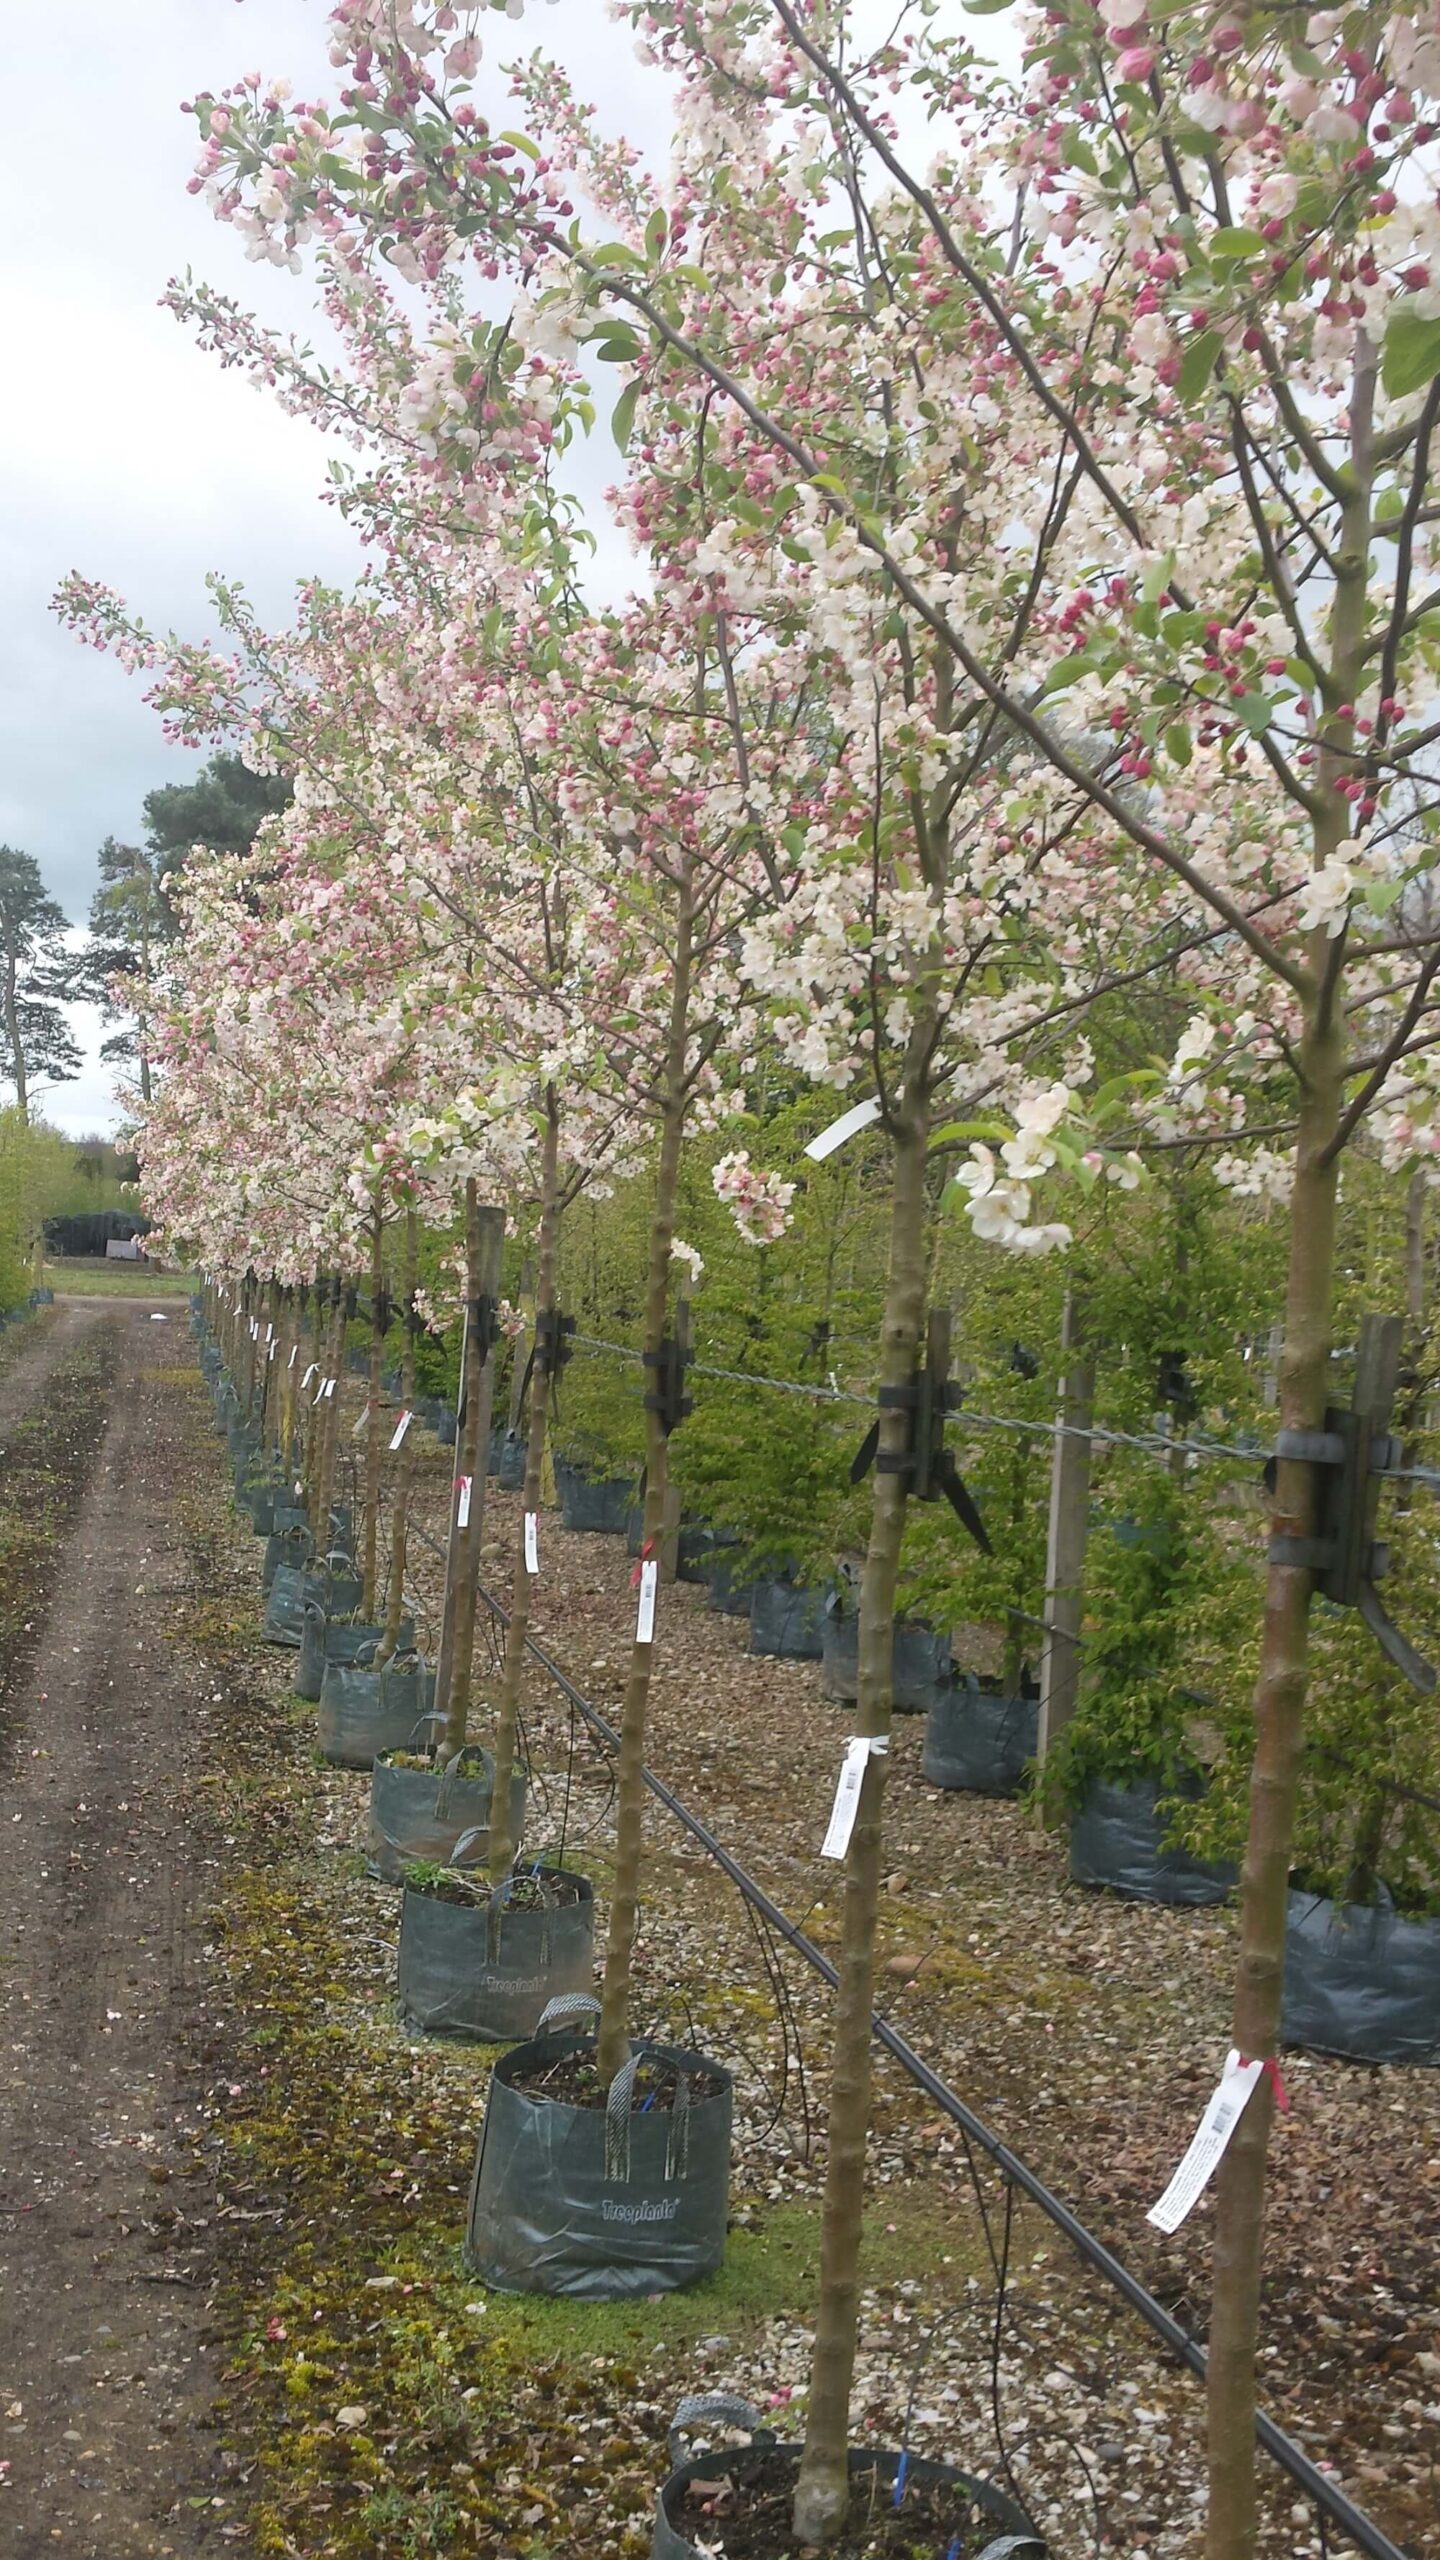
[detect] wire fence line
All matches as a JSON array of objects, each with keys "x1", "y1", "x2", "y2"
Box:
[{"x1": 569, "y1": 1329, "x2": 1440, "y2": 1486}]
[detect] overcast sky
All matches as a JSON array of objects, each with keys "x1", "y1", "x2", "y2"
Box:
[
  {"x1": 3, "y1": 1, "x2": 1006, "y2": 1136},
  {"x1": 0, "y1": 0, "x2": 657, "y2": 1132}
]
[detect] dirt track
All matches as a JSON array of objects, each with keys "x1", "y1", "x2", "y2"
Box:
[{"x1": 0, "y1": 1301, "x2": 227, "y2": 2557}]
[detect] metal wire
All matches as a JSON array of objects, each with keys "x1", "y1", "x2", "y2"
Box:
[{"x1": 566, "y1": 1330, "x2": 1365, "y2": 1477}]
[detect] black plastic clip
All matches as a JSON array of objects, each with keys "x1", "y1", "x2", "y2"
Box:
[
  {"x1": 1264, "y1": 1410, "x2": 1435, "y2": 1691},
  {"x1": 643, "y1": 1334, "x2": 693, "y2": 1437},
  {"x1": 404, "y1": 1290, "x2": 426, "y2": 1340},
  {"x1": 850, "y1": 1368, "x2": 990, "y2": 1553},
  {"x1": 534, "y1": 1308, "x2": 576, "y2": 1379},
  {"x1": 468, "y1": 1294, "x2": 500, "y2": 1362},
  {"x1": 372, "y1": 1284, "x2": 392, "y2": 1337}
]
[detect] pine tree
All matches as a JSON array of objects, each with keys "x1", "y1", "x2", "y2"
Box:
[{"x1": 0, "y1": 848, "x2": 80, "y2": 1124}]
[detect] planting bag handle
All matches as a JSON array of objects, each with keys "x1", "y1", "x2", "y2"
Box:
[
  {"x1": 976, "y1": 2538, "x2": 1046, "y2": 2559},
  {"x1": 485, "y1": 1866, "x2": 560, "y2": 1966},
  {"x1": 665, "y1": 2063, "x2": 691, "y2": 2183},
  {"x1": 604, "y1": 2053, "x2": 641, "y2": 2183},
  {"x1": 435, "y1": 1746, "x2": 483, "y2": 1818},
  {"x1": 666, "y1": 2395, "x2": 766, "y2": 2468},
  {"x1": 538, "y1": 1991, "x2": 600, "y2": 2034}
]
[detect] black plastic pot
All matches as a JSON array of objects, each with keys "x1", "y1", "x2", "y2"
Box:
[
  {"x1": 295, "y1": 1601, "x2": 417, "y2": 1703},
  {"x1": 555, "y1": 1458, "x2": 636, "y2": 1535},
  {"x1": 368, "y1": 1747, "x2": 529, "y2": 1885},
  {"x1": 704, "y1": 1552, "x2": 756, "y2": 1619},
  {"x1": 922, "y1": 1675, "x2": 1039, "y2": 1797},
  {"x1": 676, "y1": 1525, "x2": 720, "y2": 1586},
  {"x1": 262, "y1": 1520, "x2": 313, "y2": 1595},
  {"x1": 1281, "y1": 1888, "x2": 1440, "y2": 2064},
  {"x1": 747, "y1": 1578, "x2": 824, "y2": 1661},
  {"x1": 466, "y1": 2014, "x2": 732, "y2": 2297},
  {"x1": 651, "y1": 2398, "x2": 1041, "y2": 2560},
  {"x1": 821, "y1": 1598, "x2": 953, "y2": 1715},
  {"x1": 400, "y1": 1868, "x2": 595, "y2": 2041},
  {"x1": 316, "y1": 1655, "x2": 438, "y2": 1769},
  {"x1": 493, "y1": 1429, "x2": 526, "y2": 1492},
  {"x1": 1068, "y1": 1772, "x2": 1236, "y2": 1907},
  {"x1": 263, "y1": 1556, "x2": 365, "y2": 1648}
]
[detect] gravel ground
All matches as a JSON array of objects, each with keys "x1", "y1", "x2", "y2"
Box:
[{"x1": 237, "y1": 1398, "x2": 1436, "y2": 2560}]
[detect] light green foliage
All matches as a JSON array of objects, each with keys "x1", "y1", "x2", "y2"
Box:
[{"x1": 0, "y1": 1111, "x2": 102, "y2": 1309}]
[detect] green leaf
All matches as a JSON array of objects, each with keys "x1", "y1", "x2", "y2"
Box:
[
  {"x1": 589, "y1": 326, "x2": 642, "y2": 365},
  {"x1": 498, "y1": 130, "x2": 541, "y2": 161},
  {"x1": 1209, "y1": 225, "x2": 1266, "y2": 260},
  {"x1": 645, "y1": 206, "x2": 669, "y2": 260},
  {"x1": 1234, "y1": 692, "x2": 1274, "y2": 737},
  {"x1": 1165, "y1": 719, "x2": 1193, "y2": 767},
  {"x1": 611, "y1": 378, "x2": 641, "y2": 454},
  {"x1": 1041, "y1": 649, "x2": 1095, "y2": 694},
  {"x1": 589, "y1": 242, "x2": 645, "y2": 270},
  {"x1": 1141, "y1": 549, "x2": 1176, "y2": 604},
  {"x1": 931, "y1": 1118, "x2": 1011, "y2": 1147},
  {"x1": 1382, "y1": 310, "x2": 1440, "y2": 400},
  {"x1": 961, "y1": 0, "x2": 1016, "y2": 13},
  {"x1": 1177, "y1": 328, "x2": 1222, "y2": 403}
]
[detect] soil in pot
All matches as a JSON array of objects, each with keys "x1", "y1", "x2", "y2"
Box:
[
  {"x1": 1067, "y1": 1771, "x2": 1235, "y2": 1907},
  {"x1": 921, "y1": 1676, "x2": 1038, "y2": 1798},
  {"x1": 397, "y1": 1865, "x2": 595, "y2": 2042},
  {"x1": 466, "y1": 2024, "x2": 732, "y2": 2297},
  {"x1": 653, "y1": 2444, "x2": 1037, "y2": 2560},
  {"x1": 1281, "y1": 1886, "x2": 1440, "y2": 2065}
]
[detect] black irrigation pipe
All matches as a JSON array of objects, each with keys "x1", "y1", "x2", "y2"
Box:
[{"x1": 478, "y1": 1575, "x2": 1412, "y2": 2560}]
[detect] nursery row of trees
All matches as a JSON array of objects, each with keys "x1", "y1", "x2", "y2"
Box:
[{"x1": 58, "y1": 0, "x2": 1440, "y2": 2551}]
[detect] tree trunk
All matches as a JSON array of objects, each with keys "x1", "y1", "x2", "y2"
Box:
[
  {"x1": 595, "y1": 879, "x2": 695, "y2": 2085},
  {"x1": 376, "y1": 1214, "x2": 418, "y2": 1672},
  {"x1": 1205, "y1": 1002, "x2": 1342, "y2": 2560},
  {"x1": 313, "y1": 1300, "x2": 347, "y2": 1557},
  {"x1": 301, "y1": 1289, "x2": 327, "y2": 1520},
  {"x1": 362, "y1": 1209, "x2": 385, "y2": 1621},
  {"x1": 439, "y1": 1194, "x2": 505, "y2": 1758},
  {"x1": 3, "y1": 941, "x2": 28, "y2": 1124},
  {"x1": 489, "y1": 1094, "x2": 561, "y2": 1883},
  {"x1": 793, "y1": 1087, "x2": 932, "y2": 2548}
]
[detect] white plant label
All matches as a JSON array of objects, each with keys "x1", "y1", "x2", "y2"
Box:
[
  {"x1": 324, "y1": 1376, "x2": 337, "y2": 1400},
  {"x1": 456, "y1": 1474, "x2": 472, "y2": 1528},
  {"x1": 820, "y1": 1734, "x2": 889, "y2": 1861},
  {"x1": 524, "y1": 1511, "x2": 540, "y2": 1575},
  {"x1": 268, "y1": 1337, "x2": 278, "y2": 1362},
  {"x1": 635, "y1": 1557, "x2": 658, "y2": 1642},
  {"x1": 249, "y1": 1318, "x2": 259, "y2": 1340},
  {"x1": 266, "y1": 1323, "x2": 276, "y2": 1346},
  {"x1": 1147, "y1": 2050, "x2": 1264, "y2": 2234},
  {"x1": 805, "y1": 1096, "x2": 883, "y2": 1162},
  {"x1": 389, "y1": 1409, "x2": 413, "y2": 1452},
  {"x1": 300, "y1": 1362, "x2": 317, "y2": 1390},
  {"x1": 350, "y1": 1401, "x2": 371, "y2": 1440},
  {"x1": 289, "y1": 1345, "x2": 299, "y2": 1370}
]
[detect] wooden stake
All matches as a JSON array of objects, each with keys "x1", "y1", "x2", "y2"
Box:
[{"x1": 1037, "y1": 1290, "x2": 1094, "y2": 1782}]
